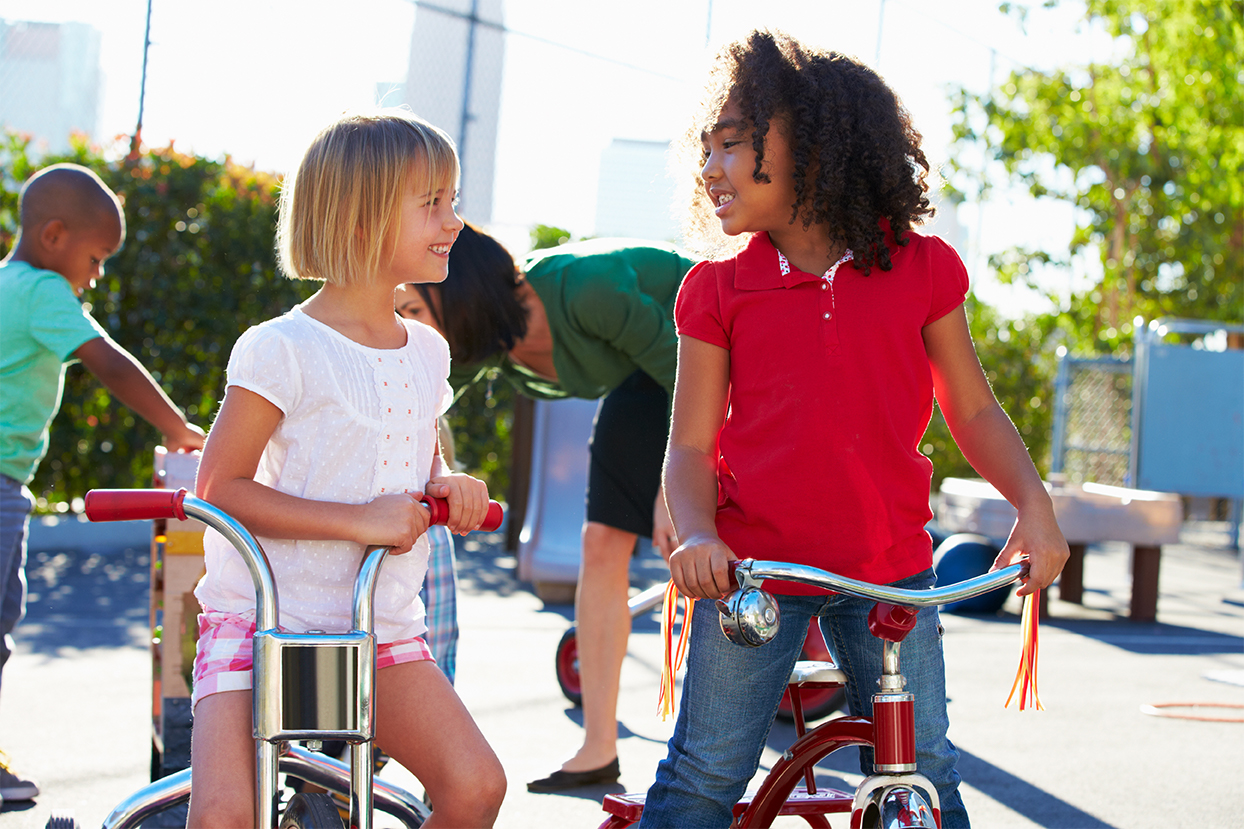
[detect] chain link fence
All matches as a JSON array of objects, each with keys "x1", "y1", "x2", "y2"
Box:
[{"x1": 1050, "y1": 356, "x2": 1134, "y2": 486}]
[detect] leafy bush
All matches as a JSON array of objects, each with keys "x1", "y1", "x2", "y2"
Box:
[{"x1": 3, "y1": 132, "x2": 307, "y2": 507}]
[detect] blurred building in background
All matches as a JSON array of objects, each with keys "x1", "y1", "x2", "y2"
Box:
[
  {"x1": 404, "y1": 0, "x2": 505, "y2": 226},
  {"x1": 0, "y1": 19, "x2": 102, "y2": 154},
  {"x1": 594, "y1": 138, "x2": 680, "y2": 242}
]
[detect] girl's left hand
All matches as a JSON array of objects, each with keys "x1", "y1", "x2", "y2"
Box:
[
  {"x1": 425, "y1": 472, "x2": 490, "y2": 535},
  {"x1": 992, "y1": 505, "x2": 1070, "y2": 597}
]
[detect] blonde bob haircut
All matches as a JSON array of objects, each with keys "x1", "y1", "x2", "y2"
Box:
[{"x1": 277, "y1": 108, "x2": 459, "y2": 286}]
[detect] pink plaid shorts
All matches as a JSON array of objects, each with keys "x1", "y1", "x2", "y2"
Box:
[{"x1": 192, "y1": 610, "x2": 434, "y2": 709}]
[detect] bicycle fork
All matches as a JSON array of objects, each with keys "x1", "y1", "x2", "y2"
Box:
[{"x1": 851, "y1": 607, "x2": 940, "y2": 829}]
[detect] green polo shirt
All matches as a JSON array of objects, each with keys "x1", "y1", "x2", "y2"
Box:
[
  {"x1": 452, "y1": 238, "x2": 696, "y2": 401},
  {"x1": 0, "y1": 260, "x2": 107, "y2": 483}
]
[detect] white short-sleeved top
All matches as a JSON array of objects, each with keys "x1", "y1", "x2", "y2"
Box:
[{"x1": 194, "y1": 305, "x2": 453, "y2": 642}]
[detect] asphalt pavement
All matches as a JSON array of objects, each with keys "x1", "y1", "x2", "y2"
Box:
[{"x1": 1, "y1": 520, "x2": 1241, "y2": 828}]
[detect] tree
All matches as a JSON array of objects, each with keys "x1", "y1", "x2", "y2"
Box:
[{"x1": 947, "y1": 0, "x2": 1243, "y2": 353}]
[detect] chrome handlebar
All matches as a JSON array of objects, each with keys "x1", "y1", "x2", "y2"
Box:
[{"x1": 717, "y1": 559, "x2": 1027, "y2": 648}]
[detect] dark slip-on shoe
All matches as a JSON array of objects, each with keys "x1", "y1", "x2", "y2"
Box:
[{"x1": 526, "y1": 758, "x2": 621, "y2": 793}]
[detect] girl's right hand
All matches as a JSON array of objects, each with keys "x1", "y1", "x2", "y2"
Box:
[
  {"x1": 356, "y1": 492, "x2": 432, "y2": 555},
  {"x1": 667, "y1": 532, "x2": 737, "y2": 600}
]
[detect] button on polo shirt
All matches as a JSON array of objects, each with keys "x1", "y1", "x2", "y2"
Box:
[{"x1": 675, "y1": 230, "x2": 969, "y2": 589}]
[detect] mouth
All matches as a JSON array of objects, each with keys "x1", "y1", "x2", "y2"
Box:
[
  {"x1": 712, "y1": 191, "x2": 735, "y2": 215},
  {"x1": 429, "y1": 243, "x2": 453, "y2": 256}
]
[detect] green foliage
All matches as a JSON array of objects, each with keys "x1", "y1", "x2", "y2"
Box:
[
  {"x1": 2, "y1": 132, "x2": 312, "y2": 508},
  {"x1": 444, "y1": 371, "x2": 515, "y2": 497},
  {"x1": 922, "y1": 298, "x2": 1063, "y2": 491},
  {"x1": 529, "y1": 223, "x2": 574, "y2": 251},
  {"x1": 947, "y1": 0, "x2": 1243, "y2": 350}
]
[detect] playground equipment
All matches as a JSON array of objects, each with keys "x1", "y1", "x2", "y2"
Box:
[
  {"x1": 515, "y1": 398, "x2": 599, "y2": 603},
  {"x1": 938, "y1": 476, "x2": 1181, "y2": 621},
  {"x1": 1050, "y1": 317, "x2": 1243, "y2": 546}
]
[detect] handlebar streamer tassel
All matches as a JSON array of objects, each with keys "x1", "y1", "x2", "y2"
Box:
[
  {"x1": 1005, "y1": 590, "x2": 1043, "y2": 711},
  {"x1": 658, "y1": 580, "x2": 695, "y2": 720}
]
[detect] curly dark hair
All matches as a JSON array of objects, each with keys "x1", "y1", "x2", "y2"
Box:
[{"x1": 676, "y1": 30, "x2": 933, "y2": 274}]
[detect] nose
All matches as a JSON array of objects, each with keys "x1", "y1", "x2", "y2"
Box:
[
  {"x1": 700, "y1": 149, "x2": 720, "y2": 183},
  {"x1": 444, "y1": 203, "x2": 465, "y2": 232}
]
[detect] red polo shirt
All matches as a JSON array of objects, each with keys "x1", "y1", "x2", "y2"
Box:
[{"x1": 674, "y1": 230, "x2": 969, "y2": 589}]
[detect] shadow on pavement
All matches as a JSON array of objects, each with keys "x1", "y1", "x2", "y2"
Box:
[
  {"x1": 956, "y1": 747, "x2": 1118, "y2": 828},
  {"x1": 18, "y1": 546, "x2": 150, "y2": 653}
]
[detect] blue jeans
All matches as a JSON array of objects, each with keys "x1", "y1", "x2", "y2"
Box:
[
  {"x1": 639, "y1": 569, "x2": 969, "y2": 829},
  {"x1": 1, "y1": 475, "x2": 35, "y2": 693}
]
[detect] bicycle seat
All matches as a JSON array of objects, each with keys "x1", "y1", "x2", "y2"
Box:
[{"x1": 789, "y1": 660, "x2": 847, "y2": 687}]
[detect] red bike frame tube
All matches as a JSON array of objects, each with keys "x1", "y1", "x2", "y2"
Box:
[
  {"x1": 872, "y1": 694, "x2": 917, "y2": 772},
  {"x1": 739, "y1": 717, "x2": 874, "y2": 828}
]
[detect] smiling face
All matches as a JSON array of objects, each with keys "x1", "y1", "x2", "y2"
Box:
[
  {"x1": 699, "y1": 98, "x2": 800, "y2": 241},
  {"x1": 384, "y1": 176, "x2": 464, "y2": 287},
  {"x1": 41, "y1": 212, "x2": 124, "y2": 296}
]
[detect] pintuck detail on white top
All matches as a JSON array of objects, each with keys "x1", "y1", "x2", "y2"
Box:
[{"x1": 195, "y1": 306, "x2": 453, "y2": 643}]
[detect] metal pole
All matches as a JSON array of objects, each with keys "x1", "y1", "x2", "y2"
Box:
[
  {"x1": 458, "y1": 0, "x2": 480, "y2": 199},
  {"x1": 129, "y1": 0, "x2": 153, "y2": 160},
  {"x1": 874, "y1": 0, "x2": 885, "y2": 67}
]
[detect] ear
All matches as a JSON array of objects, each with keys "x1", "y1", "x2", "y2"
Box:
[{"x1": 38, "y1": 218, "x2": 68, "y2": 250}]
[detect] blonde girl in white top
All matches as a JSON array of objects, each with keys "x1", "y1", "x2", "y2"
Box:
[{"x1": 190, "y1": 109, "x2": 506, "y2": 828}]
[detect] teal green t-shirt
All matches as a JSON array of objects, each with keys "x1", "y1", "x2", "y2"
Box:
[
  {"x1": 0, "y1": 260, "x2": 107, "y2": 483},
  {"x1": 451, "y1": 239, "x2": 696, "y2": 401}
]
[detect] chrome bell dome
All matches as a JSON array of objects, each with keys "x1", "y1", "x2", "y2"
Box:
[{"x1": 716, "y1": 586, "x2": 780, "y2": 647}]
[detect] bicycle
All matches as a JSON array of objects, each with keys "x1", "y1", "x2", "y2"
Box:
[
  {"x1": 597, "y1": 557, "x2": 1027, "y2": 829},
  {"x1": 76, "y1": 487, "x2": 502, "y2": 829}
]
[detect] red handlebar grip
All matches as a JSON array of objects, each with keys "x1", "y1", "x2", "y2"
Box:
[
  {"x1": 420, "y1": 496, "x2": 504, "y2": 532},
  {"x1": 85, "y1": 488, "x2": 188, "y2": 522}
]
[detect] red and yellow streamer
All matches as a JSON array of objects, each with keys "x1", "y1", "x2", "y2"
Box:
[
  {"x1": 1005, "y1": 590, "x2": 1044, "y2": 711},
  {"x1": 658, "y1": 580, "x2": 695, "y2": 720}
]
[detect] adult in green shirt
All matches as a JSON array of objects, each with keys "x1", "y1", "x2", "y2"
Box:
[{"x1": 401, "y1": 224, "x2": 695, "y2": 791}]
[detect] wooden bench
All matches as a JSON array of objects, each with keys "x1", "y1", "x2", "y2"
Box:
[{"x1": 938, "y1": 478, "x2": 1183, "y2": 622}]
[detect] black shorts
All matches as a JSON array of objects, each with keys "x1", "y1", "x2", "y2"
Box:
[{"x1": 585, "y1": 370, "x2": 670, "y2": 538}]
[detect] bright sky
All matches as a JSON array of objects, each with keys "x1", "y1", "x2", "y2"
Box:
[{"x1": 4, "y1": 0, "x2": 1116, "y2": 315}]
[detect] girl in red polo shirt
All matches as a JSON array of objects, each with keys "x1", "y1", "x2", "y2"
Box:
[{"x1": 639, "y1": 31, "x2": 1069, "y2": 828}]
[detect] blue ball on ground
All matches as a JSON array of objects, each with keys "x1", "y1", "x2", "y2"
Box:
[{"x1": 933, "y1": 533, "x2": 1011, "y2": 614}]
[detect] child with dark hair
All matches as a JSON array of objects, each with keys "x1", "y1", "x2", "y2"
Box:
[
  {"x1": 0, "y1": 163, "x2": 205, "y2": 804},
  {"x1": 640, "y1": 31, "x2": 1068, "y2": 827},
  {"x1": 409, "y1": 223, "x2": 697, "y2": 791}
]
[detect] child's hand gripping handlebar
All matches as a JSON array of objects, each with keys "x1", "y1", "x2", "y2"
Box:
[{"x1": 84, "y1": 488, "x2": 505, "y2": 532}]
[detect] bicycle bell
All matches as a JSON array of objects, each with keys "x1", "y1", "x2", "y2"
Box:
[{"x1": 716, "y1": 560, "x2": 780, "y2": 647}]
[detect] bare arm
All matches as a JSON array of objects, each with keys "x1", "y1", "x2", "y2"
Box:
[
  {"x1": 195, "y1": 386, "x2": 430, "y2": 554},
  {"x1": 424, "y1": 421, "x2": 490, "y2": 536},
  {"x1": 663, "y1": 335, "x2": 735, "y2": 600},
  {"x1": 74, "y1": 336, "x2": 205, "y2": 452},
  {"x1": 923, "y1": 307, "x2": 1069, "y2": 595}
]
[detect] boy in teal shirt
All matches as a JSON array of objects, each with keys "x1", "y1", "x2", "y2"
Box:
[{"x1": 0, "y1": 163, "x2": 204, "y2": 802}]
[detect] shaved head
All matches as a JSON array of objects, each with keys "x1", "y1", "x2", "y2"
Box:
[{"x1": 20, "y1": 163, "x2": 124, "y2": 240}]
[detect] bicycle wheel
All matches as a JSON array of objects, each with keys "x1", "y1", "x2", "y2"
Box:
[
  {"x1": 555, "y1": 626, "x2": 583, "y2": 705},
  {"x1": 279, "y1": 792, "x2": 345, "y2": 829}
]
